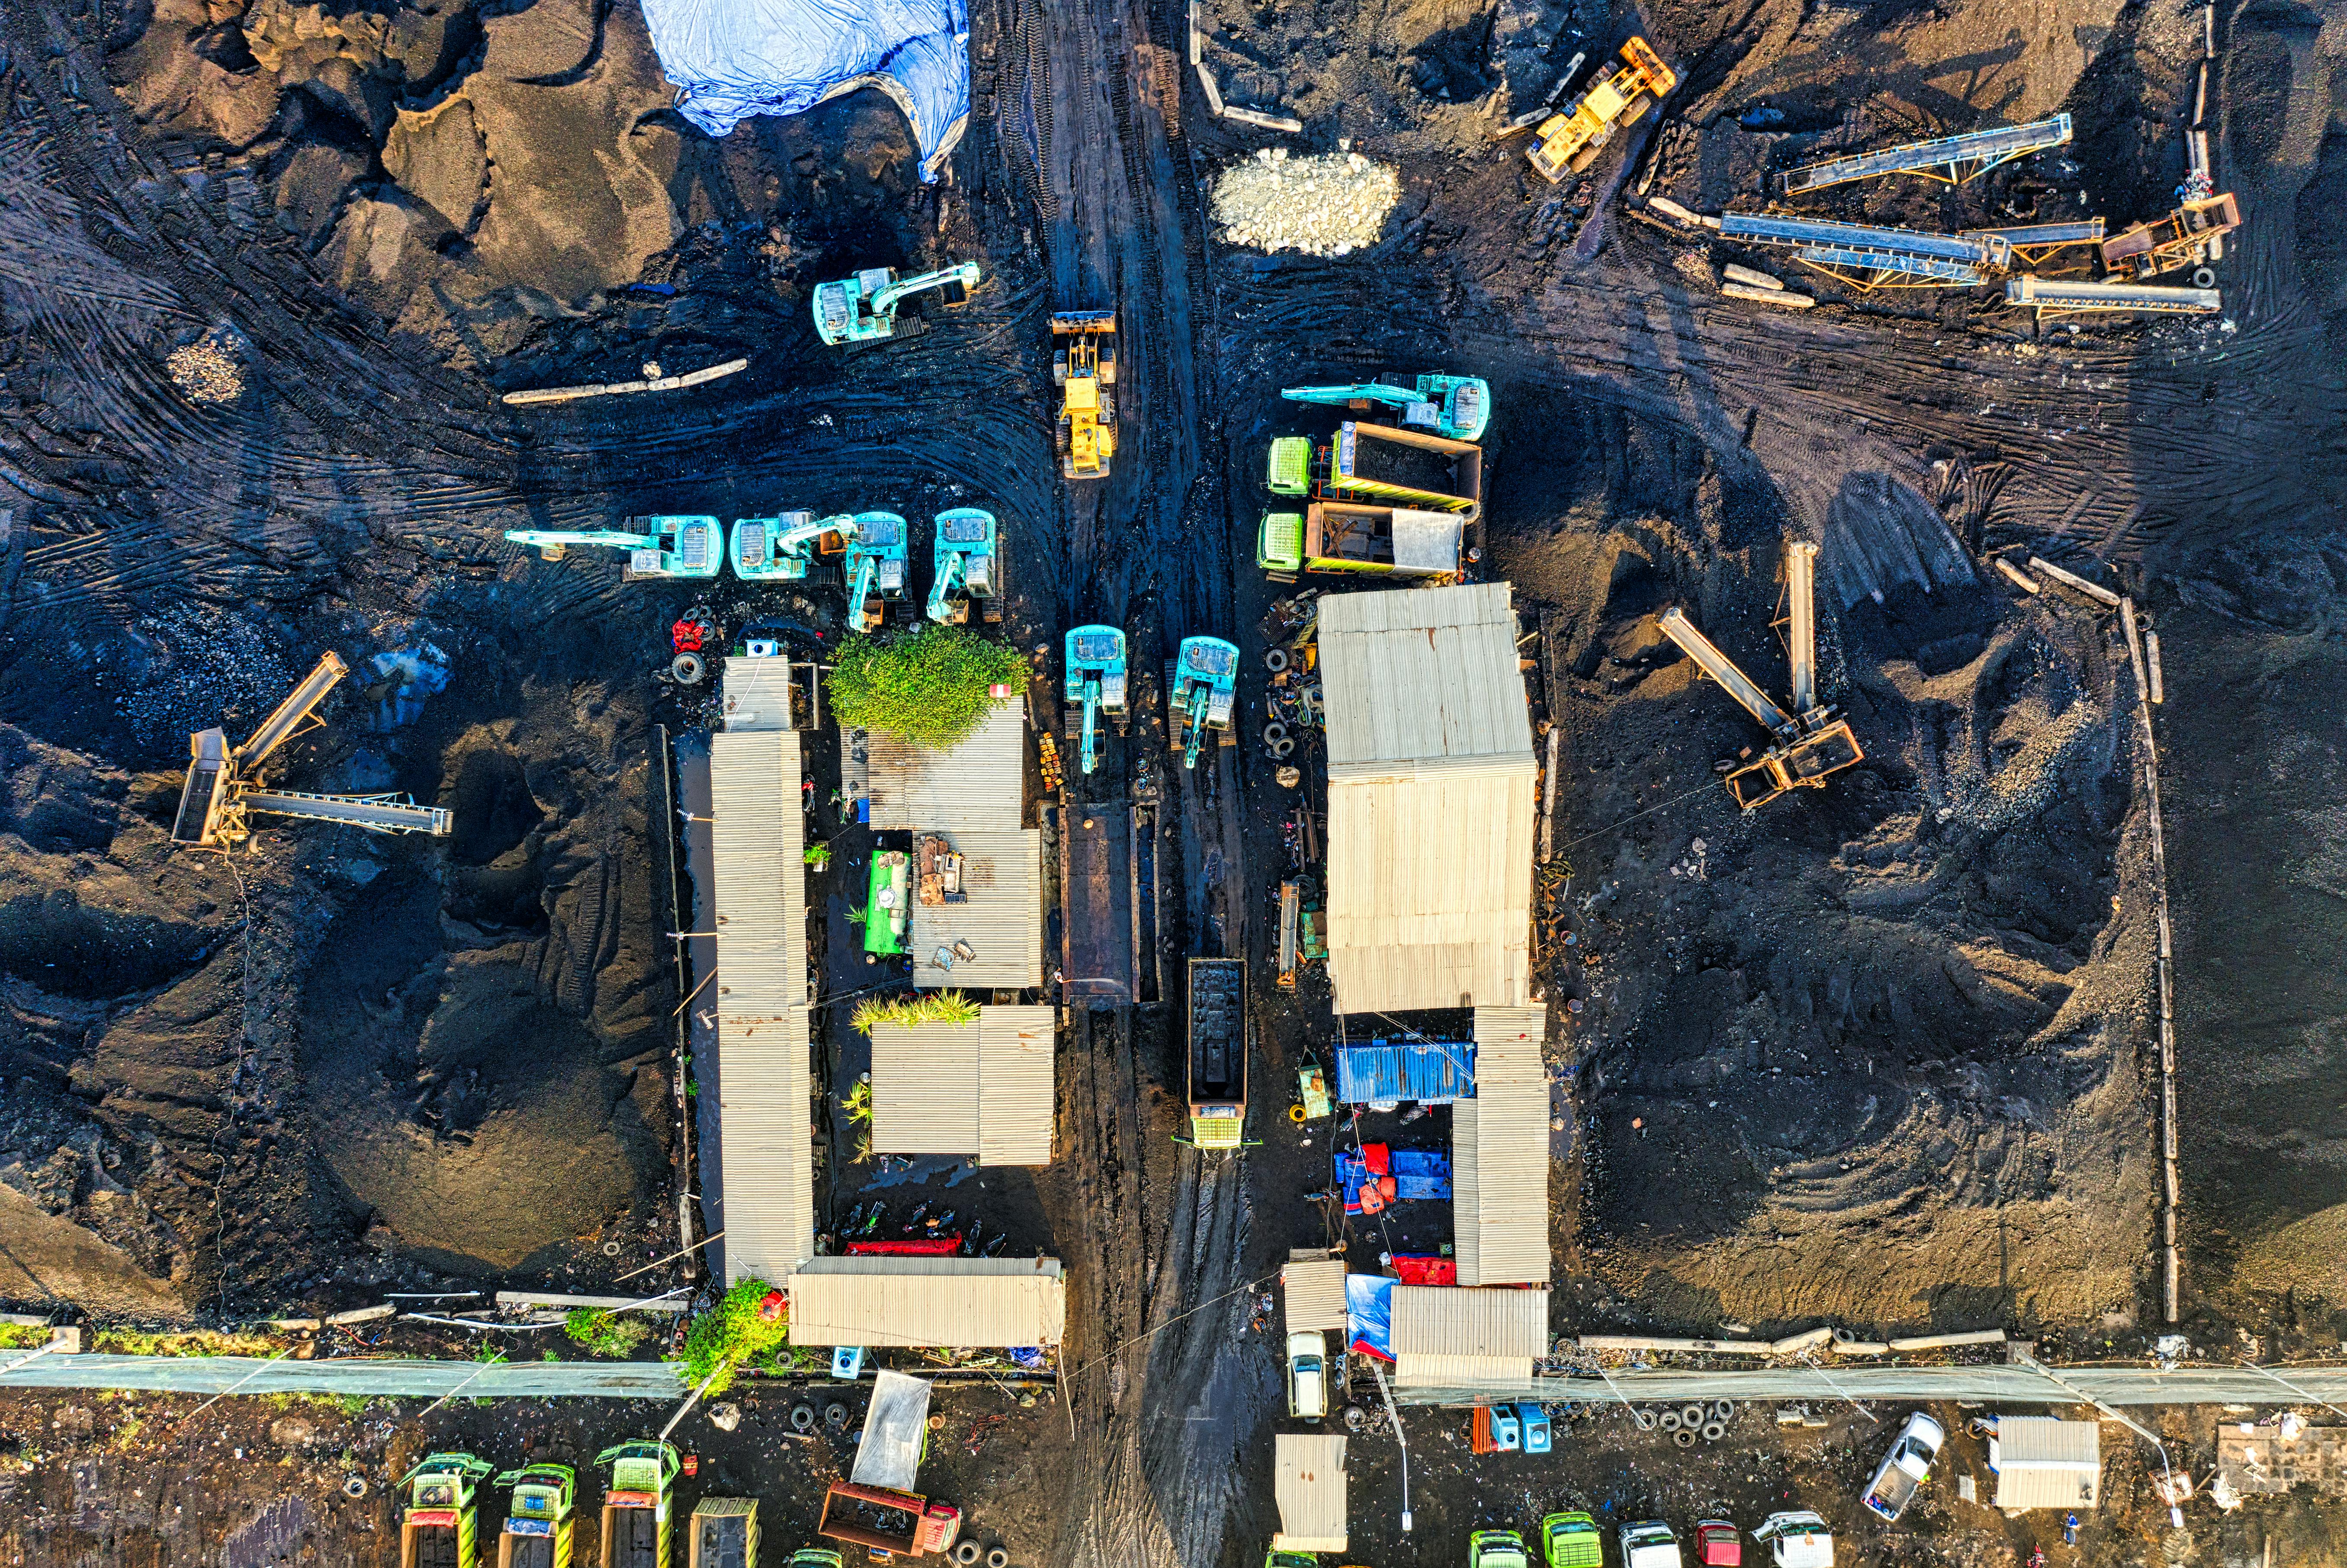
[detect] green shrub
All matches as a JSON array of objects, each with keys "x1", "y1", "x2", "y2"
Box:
[
  {"x1": 829, "y1": 625, "x2": 1025, "y2": 749},
  {"x1": 850, "y1": 991, "x2": 981, "y2": 1035},
  {"x1": 565, "y1": 1308, "x2": 652, "y2": 1358},
  {"x1": 678, "y1": 1279, "x2": 793, "y2": 1394}
]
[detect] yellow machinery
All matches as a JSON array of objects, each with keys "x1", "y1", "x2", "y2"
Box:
[
  {"x1": 1656, "y1": 542, "x2": 1863, "y2": 811},
  {"x1": 1051, "y1": 312, "x2": 1118, "y2": 480},
  {"x1": 2101, "y1": 192, "x2": 2239, "y2": 285},
  {"x1": 1527, "y1": 37, "x2": 1676, "y2": 182}
]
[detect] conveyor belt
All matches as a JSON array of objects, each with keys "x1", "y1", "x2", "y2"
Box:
[
  {"x1": 1781, "y1": 115, "x2": 2071, "y2": 194},
  {"x1": 2005, "y1": 276, "x2": 2221, "y2": 318},
  {"x1": 241, "y1": 790, "x2": 454, "y2": 835}
]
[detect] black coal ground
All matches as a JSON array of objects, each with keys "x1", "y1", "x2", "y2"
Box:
[{"x1": 3, "y1": 0, "x2": 2347, "y2": 1559}]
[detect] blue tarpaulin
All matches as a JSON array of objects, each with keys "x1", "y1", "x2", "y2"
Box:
[
  {"x1": 1336, "y1": 1039, "x2": 1474, "y2": 1104},
  {"x1": 1345, "y1": 1273, "x2": 1393, "y2": 1360},
  {"x1": 637, "y1": 0, "x2": 971, "y2": 181},
  {"x1": 1336, "y1": 1144, "x2": 1452, "y2": 1212}
]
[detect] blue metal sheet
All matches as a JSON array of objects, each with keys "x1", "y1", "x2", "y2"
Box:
[
  {"x1": 1722, "y1": 212, "x2": 1990, "y2": 263},
  {"x1": 1336, "y1": 1039, "x2": 1475, "y2": 1103}
]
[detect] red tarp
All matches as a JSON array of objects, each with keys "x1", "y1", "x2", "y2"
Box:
[
  {"x1": 1389, "y1": 1254, "x2": 1456, "y2": 1286},
  {"x1": 845, "y1": 1236, "x2": 963, "y2": 1255}
]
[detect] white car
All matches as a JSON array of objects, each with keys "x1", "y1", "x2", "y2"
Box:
[
  {"x1": 1862, "y1": 1412, "x2": 1946, "y2": 1522},
  {"x1": 1286, "y1": 1330, "x2": 1327, "y2": 1420}
]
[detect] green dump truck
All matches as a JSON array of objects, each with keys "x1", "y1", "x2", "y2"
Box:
[
  {"x1": 597, "y1": 1442, "x2": 680, "y2": 1568},
  {"x1": 401, "y1": 1454, "x2": 495, "y2": 1568}
]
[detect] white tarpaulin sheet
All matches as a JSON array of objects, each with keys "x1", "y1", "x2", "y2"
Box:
[{"x1": 850, "y1": 1369, "x2": 933, "y2": 1490}]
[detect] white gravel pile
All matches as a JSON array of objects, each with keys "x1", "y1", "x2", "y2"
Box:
[
  {"x1": 1210, "y1": 148, "x2": 1400, "y2": 258},
  {"x1": 166, "y1": 326, "x2": 245, "y2": 404}
]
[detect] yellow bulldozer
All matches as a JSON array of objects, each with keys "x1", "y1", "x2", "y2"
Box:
[
  {"x1": 1527, "y1": 37, "x2": 1677, "y2": 182},
  {"x1": 1051, "y1": 311, "x2": 1118, "y2": 480}
]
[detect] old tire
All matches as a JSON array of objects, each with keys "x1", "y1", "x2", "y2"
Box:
[
  {"x1": 2193, "y1": 266, "x2": 2217, "y2": 289},
  {"x1": 986, "y1": 1551, "x2": 1010, "y2": 1568},
  {"x1": 1270, "y1": 736, "x2": 1296, "y2": 759},
  {"x1": 1679, "y1": 1403, "x2": 1707, "y2": 1429},
  {"x1": 1264, "y1": 721, "x2": 1289, "y2": 746},
  {"x1": 1658, "y1": 1407, "x2": 1683, "y2": 1432},
  {"x1": 1712, "y1": 1398, "x2": 1735, "y2": 1423},
  {"x1": 790, "y1": 1403, "x2": 816, "y2": 1433},
  {"x1": 342, "y1": 1475, "x2": 369, "y2": 1499},
  {"x1": 1673, "y1": 1428, "x2": 1698, "y2": 1449},
  {"x1": 825, "y1": 1402, "x2": 851, "y2": 1430},
  {"x1": 954, "y1": 1545, "x2": 983, "y2": 1566},
  {"x1": 1701, "y1": 1420, "x2": 1727, "y2": 1443},
  {"x1": 1631, "y1": 1405, "x2": 1657, "y2": 1430},
  {"x1": 1266, "y1": 648, "x2": 1290, "y2": 673},
  {"x1": 1344, "y1": 1405, "x2": 1366, "y2": 1431},
  {"x1": 1289, "y1": 1103, "x2": 1307, "y2": 1122},
  {"x1": 671, "y1": 652, "x2": 706, "y2": 685}
]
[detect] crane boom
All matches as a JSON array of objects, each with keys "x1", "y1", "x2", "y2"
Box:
[
  {"x1": 504, "y1": 529, "x2": 658, "y2": 550},
  {"x1": 241, "y1": 790, "x2": 453, "y2": 836},
  {"x1": 1785, "y1": 540, "x2": 1820, "y2": 721},
  {"x1": 236, "y1": 652, "x2": 349, "y2": 769},
  {"x1": 1657, "y1": 607, "x2": 1798, "y2": 737}
]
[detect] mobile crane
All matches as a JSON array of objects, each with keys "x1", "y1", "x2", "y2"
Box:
[
  {"x1": 1051, "y1": 312, "x2": 1119, "y2": 480},
  {"x1": 1063, "y1": 624, "x2": 1128, "y2": 775},
  {"x1": 503, "y1": 516, "x2": 722, "y2": 579},
  {"x1": 812, "y1": 261, "x2": 981, "y2": 346},
  {"x1": 729, "y1": 511, "x2": 841, "y2": 581},
  {"x1": 172, "y1": 651, "x2": 453, "y2": 851},
  {"x1": 1656, "y1": 540, "x2": 1863, "y2": 810},
  {"x1": 843, "y1": 512, "x2": 909, "y2": 633},
  {"x1": 1169, "y1": 636, "x2": 1239, "y2": 769},
  {"x1": 1526, "y1": 37, "x2": 1677, "y2": 182},
  {"x1": 927, "y1": 508, "x2": 1003, "y2": 624}
]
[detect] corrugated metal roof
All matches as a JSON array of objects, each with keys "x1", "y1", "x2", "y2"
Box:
[
  {"x1": 867, "y1": 702, "x2": 1026, "y2": 832},
  {"x1": 867, "y1": 1008, "x2": 1056, "y2": 1164},
  {"x1": 869, "y1": 1021, "x2": 981, "y2": 1154},
  {"x1": 1319, "y1": 585, "x2": 1533, "y2": 769},
  {"x1": 1454, "y1": 1083, "x2": 1551, "y2": 1286},
  {"x1": 1317, "y1": 592, "x2": 1532, "y2": 1012},
  {"x1": 978, "y1": 1005, "x2": 1055, "y2": 1164},
  {"x1": 1282, "y1": 1257, "x2": 1349, "y2": 1333},
  {"x1": 1336, "y1": 1040, "x2": 1474, "y2": 1103},
  {"x1": 910, "y1": 829, "x2": 1043, "y2": 990},
  {"x1": 1472, "y1": 1006, "x2": 1548, "y2": 1084},
  {"x1": 716, "y1": 1009, "x2": 815, "y2": 1284},
  {"x1": 719, "y1": 657, "x2": 797, "y2": 732},
  {"x1": 1271, "y1": 1435, "x2": 1348, "y2": 1552},
  {"x1": 1390, "y1": 1285, "x2": 1549, "y2": 1356},
  {"x1": 1994, "y1": 1419, "x2": 2101, "y2": 1509},
  {"x1": 709, "y1": 729, "x2": 814, "y2": 1286},
  {"x1": 788, "y1": 1257, "x2": 1066, "y2": 1347},
  {"x1": 710, "y1": 731, "x2": 806, "y2": 1017},
  {"x1": 1394, "y1": 1353, "x2": 1531, "y2": 1390}
]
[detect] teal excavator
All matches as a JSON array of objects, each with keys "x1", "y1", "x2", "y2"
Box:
[
  {"x1": 927, "y1": 508, "x2": 1002, "y2": 624},
  {"x1": 1063, "y1": 625, "x2": 1127, "y2": 775},
  {"x1": 504, "y1": 516, "x2": 722, "y2": 580},
  {"x1": 844, "y1": 512, "x2": 908, "y2": 633},
  {"x1": 731, "y1": 511, "x2": 845, "y2": 582},
  {"x1": 813, "y1": 262, "x2": 982, "y2": 346},
  {"x1": 1170, "y1": 636, "x2": 1239, "y2": 769},
  {"x1": 1280, "y1": 374, "x2": 1491, "y2": 442}
]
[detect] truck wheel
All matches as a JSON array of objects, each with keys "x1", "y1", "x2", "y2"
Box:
[
  {"x1": 342, "y1": 1475, "x2": 368, "y2": 1499},
  {"x1": 954, "y1": 1544, "x2": 982, "y2": 1565},
  {"x1": 1658, "y1": 1408, "x2": 1683, "y2": 1432},
  {"x1": 1678, "y1": 1403, "x2": 1706, "y2": 1429},
  {"x1": 825, "y1": 1402, "x2": 851, "y2": 1430},
  {"x1": 1712, "y1": 1398, "x2": 1735, "y2": 1423},
  {"x1": 2193, "y1": 266, "x2": 2217, "y2": 289},
  {"x1": 1265, "y1": 648, "x2": 1290, "y2": 672},
  {"x1": 790, "y1": 1403, "x2": 816, "y2": 1433},
  {"x1": 1701, "y1": 1420, "x2": 1727, "y2": 1443},
  {"x1": 1673, "y1": 1428, "x2": 1698, "y2": 1449}
]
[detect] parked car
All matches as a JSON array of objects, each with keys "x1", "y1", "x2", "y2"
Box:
[
  {"x1": 1286, "y1": 1330, "x2": 1327, "y2": 1420},
  {"x1": 1620, "y1": 1521, "x2": 1683, "y2": 1568},
  {"x1": 1470, "y1": 1530, "x2": 1531, "y2": 1568},
  {"x1": 1862, "y1": 1413, "x2": 1946, "y2": 1522},
  {"x1": 1694, "y1": 1520, "x2": 1740, "y2": 1566},
  {"x1": 1541, "y1": 1512, "x2": 1603, "y2": 1568},
  {"x1": 1751, "y1": 1511, "x2": 1834, "y2": 1568}
]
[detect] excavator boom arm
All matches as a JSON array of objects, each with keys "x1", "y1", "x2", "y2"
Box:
[
  {"x1": 504, "y1": 529, "x2": 659, "y2": 549},
  {"x1": 1657, "y1": 607, "x2": 1799, "y2": 737},
  {"x1": 872, "y1": 263, "x2": 979, "y2": 315},
  {"x1": 234, "y1": 652, "x2": 349, "y2": 770},
  {"x1": 926, "y1": 550, "x2": 967, "y2": 622},
  {"x1": 1282, "y1": 383, "x2": 1416, "y2": 412}
]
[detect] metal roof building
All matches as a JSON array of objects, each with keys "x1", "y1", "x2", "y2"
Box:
[
  {"x1": 1318, "y1": 585, "x2": 1536, "y2": 1013},
  {"x1": 1335, "y1": 1038, "x2": 1474, "y2": 1104},
  {"x1": 867, "y1": 704, "x2": 1043, "y2": 990},
  {"x1": 1281, "y1": 1253, "x2": 1349, "y2": 1333},
  {"x1": 708, "y1": 710, "x2": 815, "y2": 1285},
  {"x1": 1993, "y1": 1417, "x2": 2101, "y2": 1510},
  {"x1": 1390, "y1": 1282, "x2": 1549, "y2": 1389},
  {"x1": 1271, "y1": 1435, "x2": 1348, "y2": 1553},
  {"x1": 1455, "y1": 1005, "x2": 1551, "y2": 1286},
  {"x1": 867, "y1": 1005, "x2": 1056, "y2": 1165},
  {"x1": 787, "y1": 1257, "x2": 1067, "y2": 1347}
]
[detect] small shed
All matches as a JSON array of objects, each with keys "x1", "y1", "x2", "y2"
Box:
[
  {"x1": 1271, "y1": 1434, "x2": 1348, "y2": 1553},
  {"x1": 1994, "y1": 1417, "x2": 2101, "y2": 1510},
  {"x1": 787, "y1": 1257, "x2": 1066, "y2": 1348},
  {"x1": 1281, "y1": 1253, "x2": 1348, "y2": 1334},
  {"x1": 1390, "y1": 1285, "x2": 1548, "y2": 1389},
  {"x1": 868, "y1": 1006, "x2": 1056, "y2": 1165}
]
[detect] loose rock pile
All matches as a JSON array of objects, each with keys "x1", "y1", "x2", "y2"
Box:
[
  {"x1": 1209, "y1": 148, "x2": 1399, "y2": 257},
  {"x1": 166, "y1": 328, "x2": 245, "y2": 404}
]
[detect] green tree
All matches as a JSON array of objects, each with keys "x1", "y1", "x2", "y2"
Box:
[
  {"x1": 678, "y1": 1279, "x2": 794, "y2": 1394},
  {"x1": 829, "y1": 625, "x2": 1025, "y2": 749}
]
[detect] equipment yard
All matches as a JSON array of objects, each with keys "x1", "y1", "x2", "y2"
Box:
[{"x1": 4, "y1": 0, "x2": 2347, "y2": 1561}]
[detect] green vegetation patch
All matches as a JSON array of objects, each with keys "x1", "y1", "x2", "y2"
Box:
[
  {"x1": 829, "y1": 624, "x2": 1025, "y2": 749},
  {"x1": 678, "y1": 1278, "x2": 795, "y2": 1394},
  {"x1": 850, "y1": 990, "x2": 981, "y2": 1035},
  {"x1": 565, "y1": 1308, "x2": 652, "y2": 1358}
]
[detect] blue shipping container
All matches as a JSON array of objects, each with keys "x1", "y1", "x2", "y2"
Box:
[{"x1": 1335, "y1": 1039, "x2": 1474, "y2": 1104}]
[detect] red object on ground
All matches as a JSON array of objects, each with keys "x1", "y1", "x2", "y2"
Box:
[
  {"x1": 846, "y1": 1236, "x2": 964, "y2": 1256},
  {"x1": 1390, "y1": 1255, "x2": 1457, "y2": 1286},
  {"x1": 672, "y1": 614, "x2": 711, "y2": 652},
  {"x1": 1696, "y1": 1523, "x2": 1741, "y2": 1566},
  {"x1": 1359, "y1": 1142, "x2": 1392, "y2": 1176},
  {"x1": 758, "y1": 1289, "x2": 784, "y2": 1320},
  {"x1": 682, "y1": 1455, "x2": 699, "y2": 1478}
]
